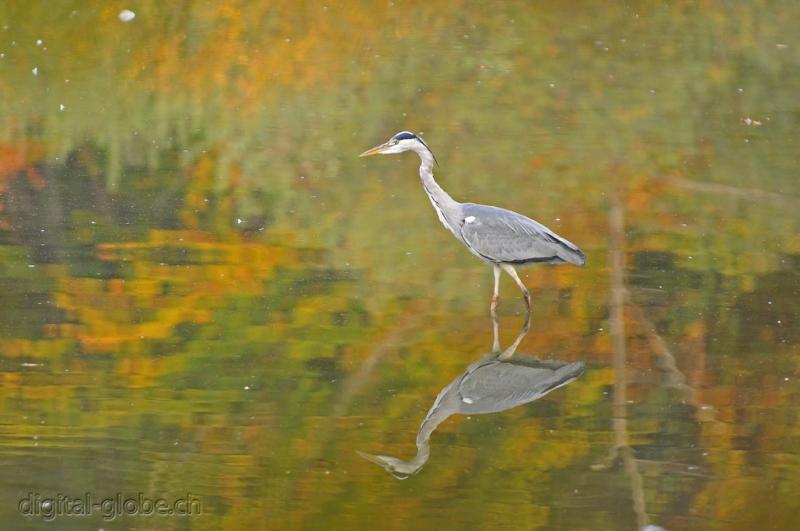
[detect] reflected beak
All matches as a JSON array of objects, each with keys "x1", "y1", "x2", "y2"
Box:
[
  {"x1": 356, "y1": 450, "x2": 389, "y2": 466},
  {"x1": 359, "y1": 142, "x2": 390, "y2": 157}
]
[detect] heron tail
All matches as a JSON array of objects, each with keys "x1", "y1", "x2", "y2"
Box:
[{"x1": 555, "y1": 240, "x2": 586, "y2": 266}]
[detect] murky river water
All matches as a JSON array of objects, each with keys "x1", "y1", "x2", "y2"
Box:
[{"x1": 1, "y1": 2, "x2": 799, "y2": 530}]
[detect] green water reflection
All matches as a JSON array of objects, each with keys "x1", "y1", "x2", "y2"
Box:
[{"x1": 1, "y1": 1, "x2": 800, "y2": 530}]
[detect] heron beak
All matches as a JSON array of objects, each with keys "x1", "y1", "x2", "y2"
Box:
[
  {"x1": 356, "y1": 450, "x2": 389, "y2": 466},
  {"x1": 359, "y1": 142, "x2": 390, "y2": 157}
]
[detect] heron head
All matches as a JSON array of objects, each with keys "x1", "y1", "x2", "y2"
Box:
[
  {"x1": 359, "y1": 131, "x2": 438, "y2": 165},
  {"x1": 356, "y1": 451, "x2": 420, "y2": 480}
]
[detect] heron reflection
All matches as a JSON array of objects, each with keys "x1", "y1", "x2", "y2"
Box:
[{"x1": 358, "y1": 312, "x2": 585, "y2": 479}]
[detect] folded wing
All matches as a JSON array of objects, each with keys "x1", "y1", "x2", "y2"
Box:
[{"x1": 459, "y1": 203, "x2": 586, "y2": 265}]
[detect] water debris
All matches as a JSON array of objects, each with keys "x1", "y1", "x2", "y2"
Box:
[
  {"x1": 59, "y1": 103, "x2": 65, "y2": 112},
  {"x1": 36, "y1": 39, "x2": 43, "y2": 46},
  {"x1": 118, "y1": 9, "x2": 136, "y2": 22},
  {"x1": 741, "y1": 117, "x2": 763, "y2": 126},
  {"x1": 31, "y1": 66, "x2": 38, "y2": 76},
  {"x1": 776, "y1": 43, "x2": 788, "y2": 49}
]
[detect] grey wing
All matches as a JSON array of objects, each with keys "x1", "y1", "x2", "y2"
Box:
[
  {"x1": 459, "y1": 204, "x2": 586, "y2": 265},
  {"x1": 457, "y1": 359, "x2": 585, "y2": 414}
]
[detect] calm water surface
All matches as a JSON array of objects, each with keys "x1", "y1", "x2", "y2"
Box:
[{"x1": 1, "y1": 2, "x2": 800, "y2": 530}]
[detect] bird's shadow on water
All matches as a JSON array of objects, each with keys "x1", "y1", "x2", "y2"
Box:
[{"x1": 357, "y1": 309, "x2": 585, "y2": 479}]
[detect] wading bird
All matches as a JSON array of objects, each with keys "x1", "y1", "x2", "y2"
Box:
[
  {"x1": 360, "y1": 131, "x2": 586, "y2": 312},
  {"x1": 358, "y1": 311, "x2": 585, "y2": 479}
]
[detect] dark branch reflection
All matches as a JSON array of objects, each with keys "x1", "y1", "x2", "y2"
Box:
[{"x1": 358, "y1": 311, "x2": 585, "y2": 479}]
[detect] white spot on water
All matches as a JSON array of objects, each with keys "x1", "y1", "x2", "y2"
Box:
[
  {"x1": 118, "y1": 9, "x2": 136, "y2": 22},
  {"x1": 59, "y1": 103, "x2": 65, "y2": 112},
  {"x1": 31, "y1": 67, "x2": 38, "y2": 76}
]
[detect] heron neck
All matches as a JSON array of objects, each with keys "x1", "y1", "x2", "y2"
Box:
[
  {"x1": 408, "y1": 443, "x2": 431, "y2": 471},
  {"x1": 411, "y1": 386, "x2": 457, "y2": 468},
  {"x1": 416, "y1": 408, "x2": 449, "y2": 448},
  {"x1": 403, "y1": 419, "x2": 436, "y2": 473},
  {"x1": 415, "y1": 147, "x2": 458, "y2": 212}
]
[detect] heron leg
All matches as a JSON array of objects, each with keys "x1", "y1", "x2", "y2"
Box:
[
  {"x1": 497, "y1": 306, "x2": 532, "y2": 360},
  {"x1": 490, "y1": 265, "x2": 501, "y2": 317},
  {"x1": 491, "y1": 304, "x2": 500, "y2": 353},
  {"x1": 500, "y1": 264, "x2": 531, "y2": 310}
]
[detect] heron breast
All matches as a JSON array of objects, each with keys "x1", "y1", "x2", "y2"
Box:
[{"x1": 429, "y1": 198, "x2": 458, "y2": 237}]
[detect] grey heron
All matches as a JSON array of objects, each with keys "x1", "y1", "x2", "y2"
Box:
[
  {"x1": 358, "y1": 311, "x2": 585, "y2": 479},
  {"x1": 360, "y1": 131, "x2": 586, "y2": 312}
]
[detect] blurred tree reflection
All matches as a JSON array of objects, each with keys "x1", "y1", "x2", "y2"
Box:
[{"x1": 0, "y1": 1, "x2": 799, "y2": 529}]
